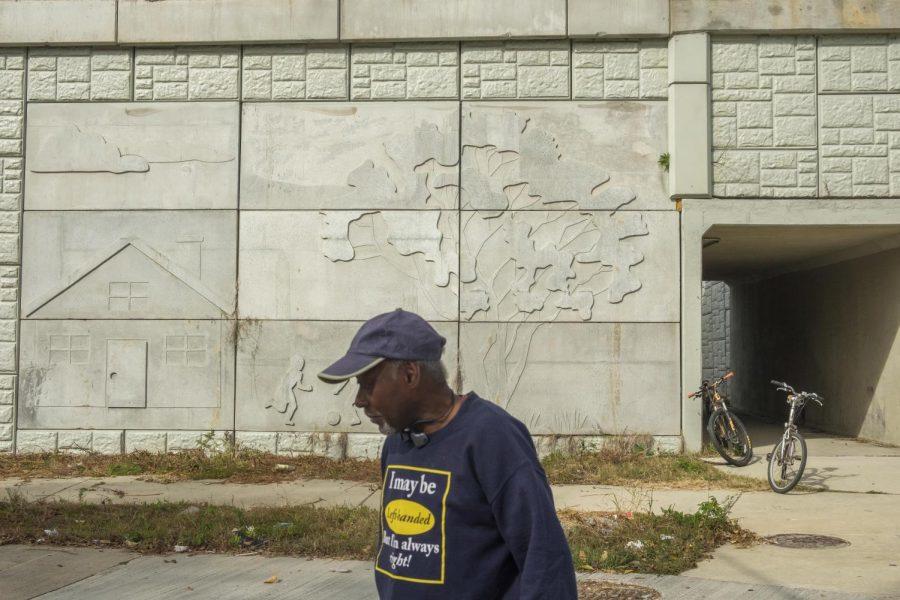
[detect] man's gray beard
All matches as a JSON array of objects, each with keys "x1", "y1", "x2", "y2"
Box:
[{"x1": 378, "y1": 421, "x2": 398, "y2": 436}]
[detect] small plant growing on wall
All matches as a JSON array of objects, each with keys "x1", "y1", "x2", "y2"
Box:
[{"x1": 658, "y1": 153, "x2": 670, "y2": 172}]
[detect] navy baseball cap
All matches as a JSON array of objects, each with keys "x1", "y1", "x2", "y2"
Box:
[{"x1": 317, "y1": 309, "x2": 447, "y2": 382}]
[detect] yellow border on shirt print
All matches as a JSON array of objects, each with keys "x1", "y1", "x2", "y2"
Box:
[{"x1": 375, "y1": 464, "x2": 452, "y2": 585}]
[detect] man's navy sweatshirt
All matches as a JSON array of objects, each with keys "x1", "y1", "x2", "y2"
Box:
[{"x1": 375, "y1": 393, "x2": 578, "y2": 599}]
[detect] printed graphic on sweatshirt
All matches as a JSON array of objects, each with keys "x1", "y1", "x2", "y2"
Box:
[{"x1": 376, "y1": 465, "x2": 451, "y2": 585}]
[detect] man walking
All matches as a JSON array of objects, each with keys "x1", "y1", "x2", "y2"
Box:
[{"x1": 319, "y1": 309, "x2": 577, "y2": 599}]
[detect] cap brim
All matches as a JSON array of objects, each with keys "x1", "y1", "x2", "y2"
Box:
[{"x1": 317, "y1": 354, "x2": 385, "y2": 382}]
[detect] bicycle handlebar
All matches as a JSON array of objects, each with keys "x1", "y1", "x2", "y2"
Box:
[
  {"x1": 688, "y1": 371, "x2": 734, "y2": 399},
  {"x1": 772, "y1": 380, "x2": 824, "y2": 405}
]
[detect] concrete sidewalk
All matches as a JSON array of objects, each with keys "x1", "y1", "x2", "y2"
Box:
[
  {"x1": 710, "y1": 419, "x2": 900, "y2": 494},
  {"x1": 0, "y1": 545, "x2": 882, "y2": 600},
  {"x1": 3, "y1": 475, "x2": 900, "y2": 597}
]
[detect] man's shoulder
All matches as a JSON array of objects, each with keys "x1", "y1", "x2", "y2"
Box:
[
  {"x1": 462, "y1": 394, "x2": 535, "y2": 449},
  {"x1": 465, "y1": 393, "x2": 526, "y2": 426}
]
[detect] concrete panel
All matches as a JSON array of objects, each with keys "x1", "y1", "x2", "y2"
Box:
[
  {"x1": 461, "y1": 102, "x2": 669, "y2": 211},
  {"x1": 134, "y1": 48, "x2": 239, "y2": 101},
  {"x1": 0, "y1": 50, "x2": 25, "y2": 158},
  {"x1": 460, "y1": 322, "x2": 681, "y2": 435},
  {"x1": 15, "y1": 430, "x2": 57, "y2": 452},
  {"x1": 351, "y1": 44, "x2": 458, "y2": 100},
  {"x1": 28, "y1": 48, "x2": 132, "y2": 102},
  {"x1": 235, "y1": 431, "x2": 278, "y2": 453},
  {"x1": 118, "y1": 0, "x2": 339, "y2": 44},
  {"x1": 461, "y1": 41, "x2": 571, "y2": 100},
  {"x1": 818, "y1": 35, "x2": 900, "y2": 93},
  {"x1": 341, "y1": 0, "x2": 566, "y2": 40},
  {"x1": 126, "y1": 431, "x2": 166, "y2": 453},
  {"x1": 573, "y1": 41, "x2": 668, "y2": 100},
  {"x1": 0, "y1": 1, "x2": 115, "y2": 46},
  {"x1": 568, "y1": 0, "x2": 669, "y2": 37},
  {"x1": 235, "y1": 320, "x2": 458, "y2": 433},
  {"x1": 672, "y1": 0, "x2": 900, "y2": 33},
  {"x1": 25, "y1": 102, "x2": 239, "y2": 210},
  {"x1": 711, "y1": 37, "x2": 817, "y2": 152},
  {"x1": 18, "y1": 320, "x2": 234, "y2": 431},
  {"x1": 460, "y1": 211, "x2": 679, "y2": 323},
  {"x1": 240, "y1": 102, "x2": 458, "y2": 210},
  {"x1": 819, "y1": 94, "x2": 900, "y2": 197},
  {"x1": 22, "y1": 211, "x2": 236, "y2": 319},
  {"x1": 243, "y1": 45, "x2": 349, "y2": 101},
  {"x1": 239, "y1": 211, "x2": 458, "y2": 320},
  {"x1": 92, "y1": 430, "x2": 124, "y2": 454}
]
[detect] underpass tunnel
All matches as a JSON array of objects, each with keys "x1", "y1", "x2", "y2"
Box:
[{"x1": 701, "y1": 225, "x2": 900, "y2": 446}]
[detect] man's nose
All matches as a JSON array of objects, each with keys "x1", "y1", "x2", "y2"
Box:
[{"x1": 353, "y1": 389, "x2": 367, "y2": 408}]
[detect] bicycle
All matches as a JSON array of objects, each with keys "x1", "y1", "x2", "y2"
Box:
[
  {"x1": 688, "y1": 371, "x2": 753, "y2": 467},
  {"x1": 767, "y1": 380, "x2": 823, "y2": 493}
]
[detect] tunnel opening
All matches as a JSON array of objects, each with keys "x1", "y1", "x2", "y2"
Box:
[{"x1": 700, "y1": 225, "x2": 900, "y2": 447}]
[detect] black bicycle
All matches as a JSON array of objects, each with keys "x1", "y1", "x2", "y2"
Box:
[
  {"x1": 767, "y1": 380, "x2": 823, "y2": 493},
  {"x1": 689, "y1": 371, "x2": 753, "y2": 467}
]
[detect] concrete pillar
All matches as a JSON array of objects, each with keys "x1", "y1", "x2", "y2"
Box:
[{"x1": 667, "y1": 33, "x2": 711, "y2": 200}]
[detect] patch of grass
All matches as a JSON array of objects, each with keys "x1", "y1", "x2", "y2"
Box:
[
  {"x1": 0, "y1": 493, "x2": 378, "y2": 560},
  {"x1": 0, "y1": 449, "x2": 381, "y2": 484},
  {"x1": 541, "y1": 437, "x2": 768, "y2": 491},
  {"x1": 563, "y1": 496, "x2": 758, "y2": 575},
  {"x1": 0, "y1": 495, "x2": 754, "y2": 576},
  {"x1": 2, "y1": 434, "x2": 763, "y2": 490}
]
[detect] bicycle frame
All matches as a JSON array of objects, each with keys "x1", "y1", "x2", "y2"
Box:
[
  {"x1": 778, "y1": 398, "x2": 800, "y2": 476},
  {"x1": 695, "y1": 372, "x2": 735, "y2": 427},
  {"x1": 770, "y1": 380, "x2": 822, "y2": 476}
]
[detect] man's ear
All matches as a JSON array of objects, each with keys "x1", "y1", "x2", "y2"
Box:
[{"x1": 401, "y1": 361, "x2": 421, "y2": 387}]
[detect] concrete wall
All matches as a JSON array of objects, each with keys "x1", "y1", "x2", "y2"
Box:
[
  {"x1": 4, "y1": 35, "x2": 678, "y2": 455},
  {"x1": 4, "y1": 0, "x2": 900, "y2": 455},
  {"x1": 729, "y1": 247, "x2": 900, "y2": 446}
]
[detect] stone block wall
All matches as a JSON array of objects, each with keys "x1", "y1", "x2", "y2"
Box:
[
  {"x1": 712, "y1": 35, "x2": 900, "y2": 200},
  {"x1": 6, "y1": 39, "x2": 678, "y2": 456},
  {"x1": 0, "y1": 50, "x2": 22, "y2": 453},
  {"x1": 701, "y1": 281, "x2": 730, "y2": 383}
]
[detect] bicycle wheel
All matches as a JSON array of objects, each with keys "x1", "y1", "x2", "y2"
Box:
[
  {"x1": 707, "y1": 410, "x2": 754, "y2": 467},
  {"x1": 767, "y1": 431, "x2": 807, "y2": 493}
]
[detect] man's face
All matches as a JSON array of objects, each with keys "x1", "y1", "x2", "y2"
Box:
[{"x1": 354, "y1": 361, "x2": 417, "y2": 435}]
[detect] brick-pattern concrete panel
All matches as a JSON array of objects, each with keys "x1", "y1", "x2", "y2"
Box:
[
  {"x1": 125, "y1": 430, "x2": 167, "y2": 453},
  {"x1": 701, "y1": 281, "x2": 730, "y2": 383},
  {"x1": 573, "y1": 41, "x2": 668, "y2": 99},
  {"x1": 242, "y1": 45, "x2": 348, "y2": 101},
  {"x1": 27, "y1": 48, "x2": 132, "y2": 101},
  {"x1": 0, "y1": 51, "x2": 20, "y2": 452},
  {"x1": 135, "y1": 47, "x2": 239, "y2": 101},
  {"x1": 712, "y1": 37, "x2": 818, "y2": 198},
  {"x1": 0, "y1": 157, "x2": 22, "y2": 230},
  {"x1": 819, "y1": 35, "x2": 900, "y2": 93},
  {"x1": 15, "y1": 430, "x2": 57, "y2": 453},
  {"x1": 713, "y1": 149, "x2": 817, "y2": 198},
  {"x1": 91, "y1": 430, "x2": 123, "y2": 454},
  {"x1": 351, "y1": 44, "x2": 458, "y2": 100},
  {"x1": 712, "y1": 37, "x2": 816, "y2": 148},
  {"x1": 0, "y1": 216, "x2": 18, "y2": 272},
  {"x1": 0, "y1": 373, "x2": 13, "y2": 450},
  {"x1": 0, "y1": 51, "x2": 24, "y2": 157},
  {"x1": 820, "y1": 95, "x2": 900, "y2": 197},
  {"x1": 462, "y1": 41, "x2": 570, "y2": 100}
]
